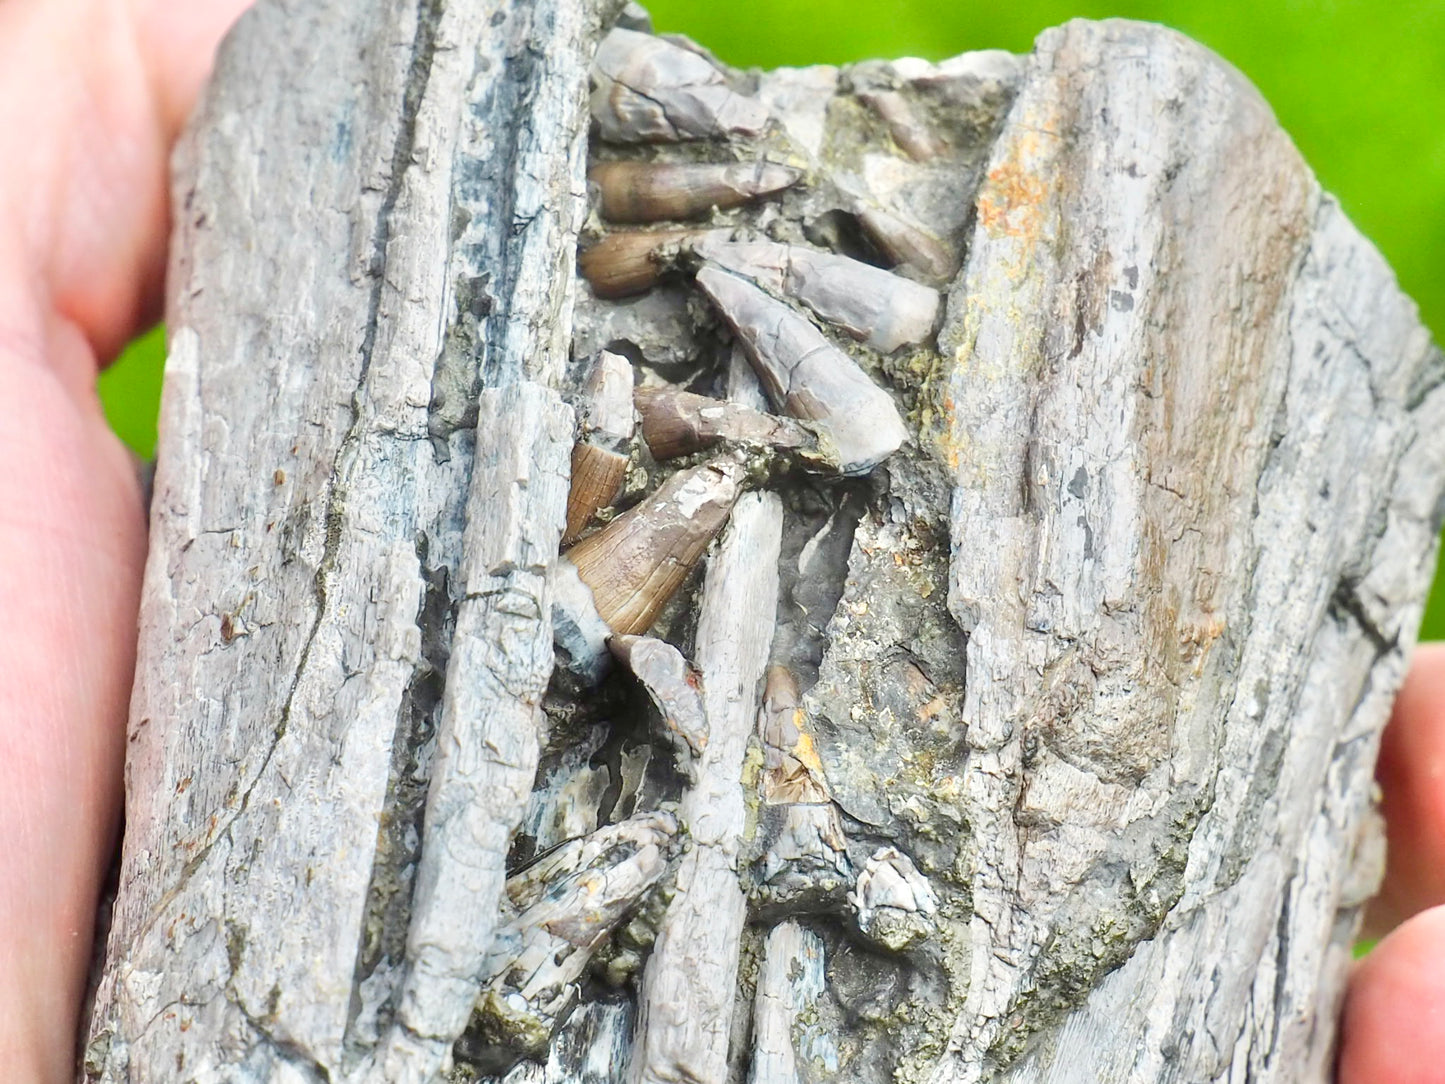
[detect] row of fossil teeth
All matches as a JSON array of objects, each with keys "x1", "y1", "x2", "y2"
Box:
[
  {"x1": 579, "y1": 228, "x2": 944, "y2": 353},
  {"x1": 501, "y1": 17, "x2": 952, "y2": 1079}
]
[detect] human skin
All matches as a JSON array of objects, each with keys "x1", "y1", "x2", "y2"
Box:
[
  {"x1": 0, "y1": 1, "x2": 1440, "y2": 1081},
  {"x1": 0, "y1": 1, "x2": 250, "y2": 1079}
]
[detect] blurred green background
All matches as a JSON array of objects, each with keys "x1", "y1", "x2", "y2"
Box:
[{"x1": 99, "y1": 0, "x2": 1445, "y2": 632}]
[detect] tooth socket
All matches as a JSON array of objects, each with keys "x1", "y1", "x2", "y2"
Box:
[
  {"x1": 634, "y1": 385, "x2": 818, "y2": 463},
  {"x1": 857, "y1": 206, "x2": 957, "y2": 283},
  {"x1": 565, "y1": 457, "x2": 746, "y2": 636},
  {"x1": 590, "y1": 161, "x2": 802, "y2": 223},
  {"x1": 694, "y1": 264, "x2": 908, "y2": 475},
  {"x1": 590, "y1": 28, "x2": 770, "y2": 143},
  {"x1": 578, "y1": 229, "x2": 700, "y2": 298},
  {"x1": 563, "y1": 442, "x2": 629, "y2": 547}
]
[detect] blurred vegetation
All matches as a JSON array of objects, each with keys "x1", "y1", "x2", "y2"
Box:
[{"x1": 99, "y1": 0, "x2": 1445, "y2": 633}]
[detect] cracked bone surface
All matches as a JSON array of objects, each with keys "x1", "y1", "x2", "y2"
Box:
[{"x1": 88, "y1": 3, "x2": 1445, "y2": 1084}]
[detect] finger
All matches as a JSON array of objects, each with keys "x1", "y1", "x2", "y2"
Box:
[
  {"x1": 1365, "y1": 641, "x2": 1445, "y2": 937},
  {"x1": 1339, "y1": 905, "x2": 1445, "y2": 1084},
  {"x1": 0, "y1": 0, "x2": 250, "y2": 373}
]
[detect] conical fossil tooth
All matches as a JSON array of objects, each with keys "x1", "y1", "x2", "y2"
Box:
[
  {"x1": 751, "y1": 665, "x2": 852, "y2": 917},
  {"x1": 610, "y1": 633, "x2": 710, "y2": 771},
  {"x1": 563, "y1": 442, "x2": 629, "y2": 547},
  {"x1": 590, "y1": 160, "x2": 802, "y2": 223},
  {"x1": 857, "y1": 88, "x2": 944, "y2": 161},
  {"x1": 694, "y1": 264, "x2": 908, "y2": 475},
  {"x1": 578, "y1": 229, "x2": 701, "y2": 298},
  {"x1": 857, "y1": 205, "x2": 957, "y2": 283},
  {"x1": 564, "y1": 457, "x2": 746, "y2": 636},
  {"x1": 634, "y1": 385, "x2": 823, "y2": 465},
  {"x1": 591, "y1": 28, "x2": 770, "y2": 143},
  {"x1": 691, "y1": 235, "x2": 941, "y2": 352}
]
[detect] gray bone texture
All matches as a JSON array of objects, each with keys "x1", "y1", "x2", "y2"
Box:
[{"x1": 82, "y1": 4, "x2": 1445, "y2": 1084}]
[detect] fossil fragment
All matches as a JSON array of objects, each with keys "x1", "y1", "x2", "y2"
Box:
[
  {"x1": 694, "y1": 264, "x2": 908, "y2": 474},
  {"x1": 849, "y1": 846, "x2": 938, "y2": 952},
  {"x1": 856, "y1": 205, "x2": 957, "y2": 282},
  {"x1": 578, "y1": 229, "x2": 704, "y2": 299},
  {"x1": 579, "y1": 348, "x2": 637, "y2": 452},
  {"x1": 751, "y1": 666, "x2": 852, "y2": 916},
  {"x1": 591, "y1": 160, "x2": 802, "y2": 223},
  {"x1": 551, "y1": 558, "x2": 615, "y2": 687},
  {"x1": 610, "y1": 633, "x2": 710, "y2": 772},
  {"x1": 591, "y1": 28, "x2": 770, "y2": 143},
  {"x1": 692, "y1": 235, "x2": 942, "y2": 352},
  {"x1": 634, "y1": 385, "x2": 825, "y2": 467},
  {"x1": 857, "y1": 88, "x2": 944, "y2": 161},
  {"x1": 565, "y1": 457, "x2": 746, "y2": 636},
  {"x1": 464, "y1": 811, "x2": 680, "y2": 1068},
  {"x1": 757, "y1": 666, "x2": 831, "y2": 805},
  {"x1": 748, "y1": 921, "x2": 834, "y2": 1084}
]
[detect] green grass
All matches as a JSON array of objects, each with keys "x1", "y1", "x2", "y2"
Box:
[{"x1": 99, "y1": 0, "x2": 1445, "y2": 630}]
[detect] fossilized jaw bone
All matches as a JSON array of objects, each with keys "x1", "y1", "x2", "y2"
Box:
[
  {"x1": 564, "y1": 456, "x2": 747, "y2": 636},
  {"x1": 693, "y1": 235, "x2": 942, "y2": 353},
  {"x1": 467, "y1": 812, "x2": 680, "y2": 1067},
  {"x1": 695, "y1": 264, "x2": 909, "y2": 474},
  {"x1": 590, "y1": 160, "x2": 802, "y2": 223},
  {"x1": 591, "y1": 28, "x2": 770, "y2": 142}
]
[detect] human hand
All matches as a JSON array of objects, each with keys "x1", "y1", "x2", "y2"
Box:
[
  {"x1": 1339, "y1": 641, "x2": 1445, "y2": 1081},
  {"x1": 0, "y1": 1, "x2": 249, "y2": 1080}
]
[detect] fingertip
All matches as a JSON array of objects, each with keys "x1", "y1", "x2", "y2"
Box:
[
  {"x1": 128, "y1": 0, "x2": 255, "y2": 143},
  {"x1": 1367, "y1": 642, "x2": 1445, "y2": 935},
  {"x1": 1340, "y1": 906, "x2": 1445, "y2": 1084}
]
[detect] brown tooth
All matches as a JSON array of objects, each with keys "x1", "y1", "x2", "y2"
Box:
[
  {"x1": 590, "y1": 161, "x2": 802, "y2": 223},
  {"x1": 565, "y1": 457, "x2": 745, "y2": 636},
  {"x1": 857, "y1": 89, "x2": 944, "y2": 161},
  {"x1": 690, "y1": 236, "x2": 942, "y2": 352},
  {"x1": 634, "y1": 385, "x2": 821, "y2": 465},
  {"x1": 857, "y1": 206, "x2": 957, "y2": 283},
  {"x1": 693, "y1": 264, "x2": 908, "y2": 475},
  {"x1": 563, "y1": 442, "x2": 629, "y2": 547},
  {"x1": 590, "y1": 27, "x2": 770, "y2": 143},
  {"x1": 578, "y1": 229, "x2": 700, "y2": 298}
]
